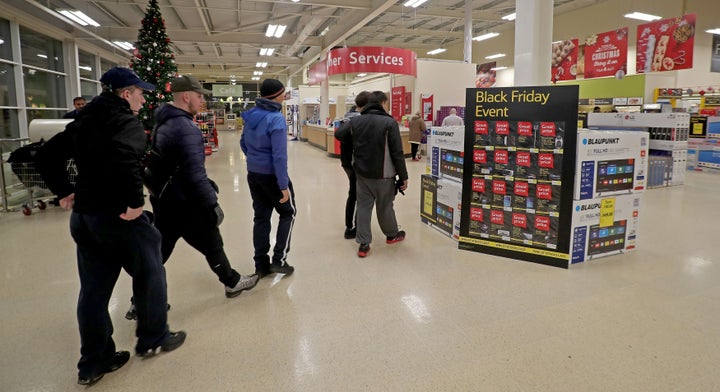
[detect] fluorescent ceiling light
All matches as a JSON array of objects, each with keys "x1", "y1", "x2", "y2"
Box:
[
  {"x1": 256, "y1": 62, "x2": 268, "y2": 68},
  {"x1": 491, "y1": 66, "x2": 508, "y2": 71},
  {"x1": 357, "y1": 73, "x2": 367, "y2": 77},
  {"x1": 403, "y1": 0, "x2": 428, "y2": 7},
  {"x1": 253, "y1": 71, "x2": 263, "y2": 76},
  {"x1": 624, "y1": 12, "x2": 662, "y2": 21},
  {"x1": 473, "y1": 32, "x2": 499, "y2": 41},
  {"x1": 58, "y1": 10, "x2": 100, "y2": 27},
  {"x1": 320, "y1": 26, "x2": 330, "y2": 36},
  {"x1": 707, "y1": 28, "x2": 720, "y2": 35},
  {"x1": 485, "y1": 53, "x2": 506, "y2": 59},
  {"x1": 427, "y1": 48, "x2": 446, "y2": 55},
  {"x1": 112, "y1": 41, "x2": 135, "y2": 50},
  {"x1": 251, "y1": 76, "x2": 260, "y2": 81},
  {"x1": 265, "y1": 24, "x2": 287, "y2": 38},
  {"x1": 79, "y1": 66, "x2": 92, "y2": 71},
  {"x1": 501, "y1": 13, "x2": 516, "y2": 21},
  {"x1": 37, "y1": 54, "x2": 48, "y2": 59},
  {"x1": 259, "y1": 48, "x2": 275, "y2": 56}
]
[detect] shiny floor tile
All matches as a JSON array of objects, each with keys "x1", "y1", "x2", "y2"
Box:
[{"x1": 1, "y1": 131, "x2": 720, "y2": 391}]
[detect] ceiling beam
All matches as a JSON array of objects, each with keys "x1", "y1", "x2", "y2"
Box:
[{"x1": 92, "y1": 27, "x2": 323, "y2": 46}]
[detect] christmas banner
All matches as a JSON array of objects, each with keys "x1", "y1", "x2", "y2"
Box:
[
  {"x1": 475, "y1": 62, "x2": 497, "y2": 88},
  {"x1": 551, "y1": 39, "x2": 579, "y2": 82},
  {"x1": 308, "y1": 60, "x2": 327, "y2": 85},
  {"x1": 637, "y1": 14, "x2": 695, "y2": 73},
  {"x1": 583, "y1": 28, "x2": 628, "y2": 79}
]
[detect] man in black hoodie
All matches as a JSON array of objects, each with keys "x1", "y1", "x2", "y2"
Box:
[
  {"x1": 36, "y1": 67, "x2": 185, "y2": 386},
  {"x1": 335, "y1": 91, "x2": 408, "y2": 258},
  {"x1": 137, "y1": 75, "x2": 258, "y2": 308}
]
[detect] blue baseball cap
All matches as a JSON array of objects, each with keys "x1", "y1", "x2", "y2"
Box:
[{"x1": 100, "y1": 67, "x2": 155, "y2": 91}]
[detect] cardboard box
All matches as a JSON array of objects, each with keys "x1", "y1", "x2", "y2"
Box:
[
  {"x1": 420, "y1": 174, "x2": 462, "y2": 240},
  {"x1": 571, "y1": 194, "x2": 642, "y2": 264},
  {"x1": 575, "y1": 129, "x2": 649, "y2": 200},
  {"x1": 427, "y1": 125, "x2": 465, "y2": 183}
]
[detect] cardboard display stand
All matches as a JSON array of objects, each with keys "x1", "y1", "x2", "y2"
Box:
[
  {"x1": 420, "y1": 174, "x2": 462, "y2": 240},
  {"x1": 459, "y1": 85, "x2": 579, "y2": 269}
]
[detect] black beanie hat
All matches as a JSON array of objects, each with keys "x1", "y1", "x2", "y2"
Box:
[{"x1": 260, "y1": 79, "x2": 285, "y2": 99}]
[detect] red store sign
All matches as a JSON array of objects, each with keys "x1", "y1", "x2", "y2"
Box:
[{"x1": 327, "y1": 47, "x2": 417, "y2": 77}]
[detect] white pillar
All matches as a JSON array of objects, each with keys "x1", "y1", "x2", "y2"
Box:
[
  {"x1": 514, "y1": 0, "x2": 553, "y2": 86},
  {"x1": 320, "y1": 76, "x2": 329, "y2": 126},
  {"x1": 463, "y1": 0, "x2": 472, "y2": 63}
]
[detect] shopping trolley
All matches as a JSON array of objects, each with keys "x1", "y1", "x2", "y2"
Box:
[{"x1": 1, "y1": 139, "x2": 77, "y2": 215}]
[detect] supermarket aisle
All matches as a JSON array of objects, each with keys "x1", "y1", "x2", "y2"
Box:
[{"x1": 1, "y1": 131, "x2": 720, "y2": 391}]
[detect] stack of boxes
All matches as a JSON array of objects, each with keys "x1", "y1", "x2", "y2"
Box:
[
  {"x1": 420, "y1": 125, "x2": 465, "y2": 240},
  {"x1": 570, "y1": 129, "x2": 649, "y2": 264}
]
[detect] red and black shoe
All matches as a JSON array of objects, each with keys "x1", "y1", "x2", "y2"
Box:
[
  {"x1": 358, "y1": 243, "x2": 371, "y2": 258},
  {"x1": 386, "y1": 230, "x2": 406, "y2": 244}
]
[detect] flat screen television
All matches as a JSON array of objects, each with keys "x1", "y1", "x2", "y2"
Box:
[
  {"x1": 587, "y1": 220, "x2": 627, "y2": 257},
  {"x1": 596, "y1": 158, "x2": 634, "y2": 194}
]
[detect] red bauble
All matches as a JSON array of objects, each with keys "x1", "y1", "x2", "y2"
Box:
[
  {"x1": 153, "y1": 18, "x2": 158, "y2": 23},
  {"x1": 160, "y1": 60, "x2": 164, "y2": 65},
  {"x1": 700, "y1": 90, "x2": 706, "y2": 96},
  {"x1": 166, "y1": 38, "x2": 171, "y2": 43}
]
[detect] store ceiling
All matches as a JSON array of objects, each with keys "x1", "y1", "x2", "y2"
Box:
[{"x1": 13, "y1": 0, "x2": 607, "y2": 84}]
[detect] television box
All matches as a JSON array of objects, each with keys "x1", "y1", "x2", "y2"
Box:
[
  {"x1": 575, "y1": 129, "x2": 649, "y2": 200},
  {"x1": 428, "y1": 125, "x2": 465, "y2": 183},
  {"x1": 420, "y1": 174, "x2": 462, "y2": 240},
  {"x1": 570, "y1": 194, "x2": 642, "y2": 264}
]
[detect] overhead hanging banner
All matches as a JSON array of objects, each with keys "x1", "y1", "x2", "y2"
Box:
[
  {"x1": 583, "y1": 28, "x2": 628, "y2": 79},
  {"x1": 636, "y1": 14, "x2": 696, "y2": 73},
  {"x1": 308, "y1": 60, "x2": 327, "y2": 85},
  {"x1": 551, "y1": 39, "x2": 579, "y2": 82},
  {"x1": 326, "y1": 47, "x2": 417, "y2": 77}
]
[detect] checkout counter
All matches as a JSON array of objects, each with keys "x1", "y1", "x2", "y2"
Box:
[{"x1": 302, "y1": 123, "x2": 412, "y2": 157}]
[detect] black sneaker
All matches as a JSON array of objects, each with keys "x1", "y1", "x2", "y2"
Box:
[
  {"x1": 125, "y1": 303, "x2": 171, "y2": 321},
  {"x1": 225, "y1": 274, "x2": 260, "y2": 298},
  {"x1": 344, "y1": 228, "x2": 356, "y2": 239},
  {"x1": 255, "y1": 266, "x2": 272, "y2": 279},
  {"x1": 358, "y1": 243, "x2": 370, "y2": 258},
  {"x1": 270, "y1": 262, "x2": 295, "y2": 275},
  {"x1": 136, "y1": 331, "x2": 186, "y2": 358},
  {"x1": 386, "y1": 230, "x2": 406, "y2": 244},
  {"x1": 77, "y1": 351, "x2": 130, "y2": 385}
]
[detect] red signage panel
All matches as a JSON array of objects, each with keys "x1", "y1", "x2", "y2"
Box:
[
  {"x1": 636, "y1": 14, "x2": 695, "y2": 73},
  {"x1": 308, "y1": 60, "x2": 327, "y2": 85},
  {"x1": 583, "y1": 28, "x2": 628, "y2": 79},
  {"x1": 327, "y1": 47, "x2": 417, "y2": 77}
]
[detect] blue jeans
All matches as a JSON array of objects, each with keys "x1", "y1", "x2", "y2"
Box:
[
  {"x1": 247, "y1": 172, "x2": 296, "y2": 269},
  {"x1": 70, "y1": 211, "x2": 169, "y2": 377}
]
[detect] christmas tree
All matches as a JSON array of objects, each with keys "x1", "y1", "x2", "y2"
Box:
[{"x1": 131, "y1": 0, "x2": 177, "y2": 130}]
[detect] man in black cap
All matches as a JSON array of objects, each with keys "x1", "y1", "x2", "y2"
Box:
[
  {"x1": 127, "y1": 75, "x2": 258, "y2": 314},
  {"x1": 36, "y1": 67, "x2": 185, "y2": 386},
  {"x1": 240, "y1": 79, "x2": 296, "y2": 278}
]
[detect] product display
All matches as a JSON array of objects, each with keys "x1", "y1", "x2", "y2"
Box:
[
  {"x1": 420, "y1": 174, "x2": 462, "y2": 240},
  {"x1": 428, "y1": 125, "x2": 465, "y2": 182}
]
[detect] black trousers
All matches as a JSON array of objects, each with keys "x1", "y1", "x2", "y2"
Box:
[
  {"x1": 247, "y1": 171, "x2": 296, "y2": 269},
  {"x1": 411, "y1": 143, "x2": 420, "y2": 158},
  {"x1": 70, "y1": 211, "x2": 169, "y2": 378},
  {"x1": 150, "y1": 197, "x2": 240, "y2": 288},
  {"x1": 343, "y1": 166, "x2": 357, "y2": 230}
]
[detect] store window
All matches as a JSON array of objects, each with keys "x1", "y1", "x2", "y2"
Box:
[
  {"x1": 0, "y1": 109, "x2": 20, "y2": 139},
  {"x1": 78, "y1": 50, "x2": 95, "y2": 79},
  {"x1": 20, "y1": 26, "x2": 64, "y2": 72},
  {"x1": 81, "y1": 79, "x2": 99, "y2": 100},
  {"x1": 100, "y1": 58, "x2": 116, "y2": 75},
  {"x1": 0, "y1": 62, "x2": 17, "y2": 106},
  {"x1": 23, "y1": 68, "x2": 66, "y2": 109},
  {"x1": 0, "y1": 18, "x2": 11, "y2": 61}
]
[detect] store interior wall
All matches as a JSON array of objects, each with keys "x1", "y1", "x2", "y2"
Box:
[{"x1": 414, "y1": 59, "x2": 476, "y2": 113}]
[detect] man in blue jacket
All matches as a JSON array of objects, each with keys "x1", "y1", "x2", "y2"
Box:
[
  {"x1": 241, "y1": 79, "x2": 296, "y2": 278},
  {"x1": 36, "y1": 67, "x2": 185, "y2": 385},
  {"x1": 128, "y1": 75, "x2": 258, "y2": 316}
]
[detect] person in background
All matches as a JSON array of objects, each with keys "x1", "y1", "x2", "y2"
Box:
[
  {"x1": 336, "y1": 91, "x2": 370, "y2": 239},
  {"x1": 441, "y1": 108, "x2": 464, "y2": 126},
  {"x1": 593, "y1": 106, "x2": 601, "y2": 113},
  {"x1": 124, "y1": 75, "x2": 258, "y2": 320},
  {"x1": 408, "y1": 111, "x2": 426, "y2": 161},
  {"x1": 335, "y1": 91, "x2": 408, "y2": 258},
  {"x1": 36, "y1": 67, "x2": 185, "y2": 386},
  {"x1": 63, "y1": 96, "x2": 86, "y2": 119},
  {"x1": 343, "y1": 104, "x2": 360, "y2": 121},
  {"x1": 241, "y1": 79, "x2": 296, "y2": 278}
]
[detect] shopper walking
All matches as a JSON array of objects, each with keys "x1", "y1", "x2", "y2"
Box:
[
  {"x1": 36, "y1": 67, "x2": 185, "y2": 386},
  {"x1": 408, "y1": 111, "x2": 426, "y2": 161},
  {"x1": 336, "y1": 91, "x2": 371, "y2": 239},
  {"x1": 335, "y1": 91, "x2": 408, "y2": 258},
  {"x1": 441, "y1": 108, "x2": 464, "y2": 126},
  {"x1": 125, "y1": 75, "x2": 258, "y2": 321},
  {"x1": 241, "y1": 79, "x2": 296, "y2": 278}
]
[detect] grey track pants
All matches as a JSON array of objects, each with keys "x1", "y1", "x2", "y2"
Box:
[{"x1": 355, "y1": 175, "x2": 400, "y2": 245}]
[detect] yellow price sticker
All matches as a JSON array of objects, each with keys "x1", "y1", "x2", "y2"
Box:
[
  {"x1": 423, "y1": 190, "x2": 434, "y2": 215},
  {"x1": 599, "y1": 198, "x2": 615, "y2": 227}
]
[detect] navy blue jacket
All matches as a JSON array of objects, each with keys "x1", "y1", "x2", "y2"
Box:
[
  {"x1": 153, "y1": 103, "x2": 217, "y2": 207},
  {"x1": 36, "y1": 92, "x2": 146, "y2": 215}
]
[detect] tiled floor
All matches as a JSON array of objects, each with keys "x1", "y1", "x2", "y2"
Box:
[{"x1": 2, "y1": 131, "x2": 720, "y2": 391}]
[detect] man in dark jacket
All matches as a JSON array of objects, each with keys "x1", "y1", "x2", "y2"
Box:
[
  {"x1": 337, "y1": 91, "x2": 370, "y2": 240},
  {"x1": 133, "y1": 75, "x2": 258, "y2": 311},
  {"x1": 36, "y1": 67, "x2": 185, "y2": 386},
  {"x1": 63, "y1": 96, "x2": 86, "y2": 119},
  {"x1": 241, "y1": 79, "x2": 296, "y2": 278},
  {"x1": 335, "y1": 91, "x2": 408, "y2": 258}
]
